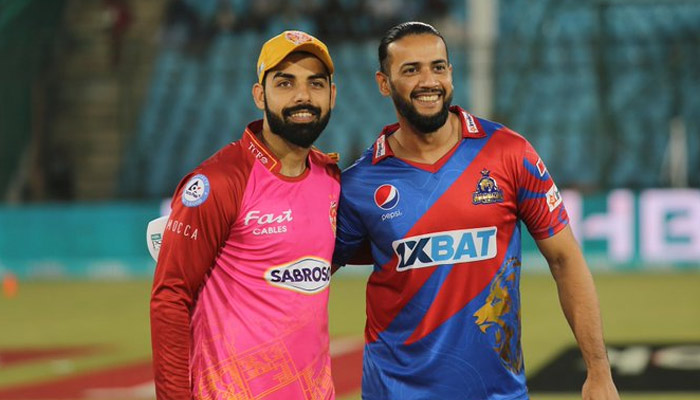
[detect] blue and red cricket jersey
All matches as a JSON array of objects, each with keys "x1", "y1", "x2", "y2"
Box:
[{"x1": 333, "y1": 106, "x2": 569, "y2": 400}]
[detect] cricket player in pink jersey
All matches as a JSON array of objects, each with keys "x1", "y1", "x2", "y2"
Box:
[{"x1": 150, "y1": 30, "x2": 340, "y2": 399}]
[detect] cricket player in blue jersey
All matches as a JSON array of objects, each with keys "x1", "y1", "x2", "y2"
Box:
[{"x1": 333, "y1": 22, "x2": 619, "y2": 400}]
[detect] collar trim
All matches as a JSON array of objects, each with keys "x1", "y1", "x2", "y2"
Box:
[
  {"x1": 242, "y1": 120, "x2": 281, "y2": 173},
  {"x1": 371, "y1": 106, "x2": 486, "y2": 164}
]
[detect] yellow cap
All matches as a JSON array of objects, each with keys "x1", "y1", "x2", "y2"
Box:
[{"x1": 256, "y1": 30, "x2": 334, "y2": 84}]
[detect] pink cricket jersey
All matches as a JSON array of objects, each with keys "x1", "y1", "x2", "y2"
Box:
[{"x1": 151, "y1": 121, "x2": 340, "y2": 400}]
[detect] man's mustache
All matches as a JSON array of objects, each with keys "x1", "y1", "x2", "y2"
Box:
[
  {"x1": 283, "y1": 104, "x2": 321, "y2": 119},
  {"x1": 411, "y1": 88, "x2": 445, "y2": 98}
]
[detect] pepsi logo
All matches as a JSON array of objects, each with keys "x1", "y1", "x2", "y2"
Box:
[{"x1": 374, "y1": 184, "x2": 400, "y2": 210}]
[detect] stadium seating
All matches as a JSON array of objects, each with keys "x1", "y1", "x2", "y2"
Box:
[
  {"x1": 119, "y1": 0, "x2": 699, "y2": 197},
  {"x1": 496, "y1": 0, "x2": 700, "y2": 189}
]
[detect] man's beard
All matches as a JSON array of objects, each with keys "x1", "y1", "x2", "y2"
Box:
[
  {"x1": 264, "y1": 100, "x2": 331, "y2": 149},
  {"x1": 390, "y1": 84, "x2": 453, "y2": 134}
]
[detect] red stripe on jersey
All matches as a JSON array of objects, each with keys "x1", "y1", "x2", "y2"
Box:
[{"x1": 366, "y1": 130, "x2": 520, "y2": 345}]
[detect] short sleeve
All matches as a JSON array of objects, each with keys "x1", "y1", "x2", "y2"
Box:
[
  {"x1": 516, "y1": 140, "x2": 569, "y2": 240},
  {"x1": 333, "y1": 188, "x2": 370, "y2": 266}
]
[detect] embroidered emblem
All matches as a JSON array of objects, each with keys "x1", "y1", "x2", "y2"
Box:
[{"x1": 472, "y1": 169, "x2": 504, "y2": 205}]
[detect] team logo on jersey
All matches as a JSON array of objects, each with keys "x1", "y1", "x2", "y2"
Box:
[
  {"x1": 182, "y1": 174, "x2": 210, "y2": 207},
  {"x1": 546, "y1": 183, "x2": 562, "y2": 212},
  {"x1": 393, "y1": 227, "x2": 498, "y2": 271},
  {"x1": 265, "y1": 257, "x2": 331, "y2": 294},
  {"x1": 329, "y1": 200, "x2": 338, "y2": 235},
  {"x1": 472, "y1": 169, "x2": 504, "y2": 205},
  {"x1": 374, "y1": 184, "x2": 400, "y2": 210}
]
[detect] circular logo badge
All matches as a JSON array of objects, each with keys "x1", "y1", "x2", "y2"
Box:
[
  {"x1": 374, "y1": 184, "x2": 400, "y2": 210},
  {"x1": 181, "y1": 174, "x2": 210, "y2": 207}
]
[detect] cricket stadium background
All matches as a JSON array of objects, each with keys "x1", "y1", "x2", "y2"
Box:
[{"x1": 1, "y1": 1, "x2": 699, "y2": 399}]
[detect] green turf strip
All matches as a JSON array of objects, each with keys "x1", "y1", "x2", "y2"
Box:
[{"x1": 1, "y1": 272, "x2": 699, "y2": 400}]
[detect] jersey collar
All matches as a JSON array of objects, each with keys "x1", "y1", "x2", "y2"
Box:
[
  {"x1": 372, "y1": 106, "x2": 486, "y2": 164},
  {"x1": 242, "y1": 120, "x2": 283, "y2": 174}
]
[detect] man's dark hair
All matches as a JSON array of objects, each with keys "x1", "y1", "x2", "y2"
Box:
[{"x1": 378, "y1": 21, "x2": 448, "y2": 74}]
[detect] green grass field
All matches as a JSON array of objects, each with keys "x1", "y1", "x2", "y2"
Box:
[{"x1": 1, "y1": 272, "x2": 699, "y2": 399}]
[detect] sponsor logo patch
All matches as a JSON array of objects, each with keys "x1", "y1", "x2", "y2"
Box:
[
  {"x1": 546, "y1": 183, "x2": 562, "y2": 212},
  {"x1": 247, "y1": 141, "x2": 270, "y2": 165},
  {"x1": 244, "y1": 209, "x2": 292, "y2": 236},
  {"x1": 374, "y1": 184, "x2": 399, "y2": 210},
  {"x1": 381, "y1": 209, "x2": 403, "y2": 221},
  {"x1": 149, "y1": 233, "x2": 162, "y2": 254},
  {"x1": 265, "y1": 257, "x2": 331, "y2": 294},
  {"x1": 374, "y1": 135, "x2": 387, "y2": 159},
  {"x1": 536, "y1": 157, "x2": 547, "y2": 177},
  {"x1": 165, "y1": 218, "x2": 199, "y2": 240},
  {"x1": 181, "y1": 174, "x2": 210, "y2": 207},
  {"x1": 464, "y1": 112, "x2": 479, "y2": 133},
  {"x1": 393, "y1": 227, "x2": 498, "y2": 271},
  {"x1": 473, "y1": 169, "x2": 504, "y2": 205}
]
